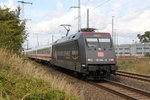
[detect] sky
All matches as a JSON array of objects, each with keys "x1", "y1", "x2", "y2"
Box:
[{"x1": 0, "y1": 0, "x2": 150, "y2": 49}]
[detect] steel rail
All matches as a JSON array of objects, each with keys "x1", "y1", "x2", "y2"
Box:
[
  {"x1": 88, "y1": 80, "x2": 150, "y2": 100},
  {"x1": 104, "y1": 79, "x2": 150, "y2": 97},
  {"x1": 117, "y1": 71, "x2": 150, "y2": 78},
  {"x1": 116, "y1": 73, "x2": 150, "y2": 82},
  {"x1": 88, "y1": 82, "x2": 137, "y2": 100}
]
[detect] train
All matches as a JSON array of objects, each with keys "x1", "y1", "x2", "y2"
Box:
[{"x1": 24, "y1": 28, "x2": 117, "y2": 80}]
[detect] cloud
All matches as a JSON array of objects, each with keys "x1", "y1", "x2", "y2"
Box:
[
  {"x1": 33, "y1": 1, "x2": 65, "y2": 20},
  {"x1": 0, "y1": 0, "x2": 17, "y2": 10},
  {"x1": 42, "y1": 1, "x2": 64, "y2": 19},
  {"x1": 42, "y1": 11, "x2": 65, "y2": 19},
  {"x1": 30, "y1": 8, "x2": 78, "y2": 34},
  {"x1": 111, "y1": 3, "x2": 121, "y2": 16},
  {"x1": 30, "y1": 5, "x2": 150, "y2": 35},
  {"x1": 88, "y1": 0, "x2": 99, "y2": 2},
  {"x1": 110, "y1": 9, "x2": 150, "y2": 44},
  {"x1": 27, "y1": 1, "x2": 150, "y2": 46},
  {"x1": 30, "y1": 5, "x2": 105, "y2": 34},
  {"x1": 117, "y1": 9, "x2": 150, "y2": 34},
  {"x1": 56, "y1": 1, "x2": 64, "y2": 11}
]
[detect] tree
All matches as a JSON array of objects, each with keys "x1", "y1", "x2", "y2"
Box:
[
  {"x1": 137, "y1": 31, "x2": 150, "y2": 43},
  {"x1": 0, "y1": 7, "x2": 27, "y2": 52}
]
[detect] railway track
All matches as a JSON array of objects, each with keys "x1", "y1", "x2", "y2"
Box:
[
  {"x1": 89, "y1": 79, "x2": 150, "y2": 100},
  {"x1": 116, "y1": 71, "x2": 150, "y2": 82}
]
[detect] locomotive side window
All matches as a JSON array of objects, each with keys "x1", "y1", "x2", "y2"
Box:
[
  {"x1": 86, "y1": 38, "x2": 99, "y2": 48},
  {"x1": 99, "y1": 38, "x2": 111, "y2": 48}
]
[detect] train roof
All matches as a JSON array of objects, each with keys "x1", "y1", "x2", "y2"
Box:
[
  {"x1": 24, "y1": 28, "x2": 111, "y2": 51},
  {"x1": 24, "y1": 44, "x2": 52, "y2": 52},
  {"x1": 54, "y1": 31, "x2": 111, "y2": 45},
  {"x1": 54, "y1": 32, "x2": 80, "y2": 44},
  {"x1": 79, "y1": 28, "x2": 96, "y2": 32}
]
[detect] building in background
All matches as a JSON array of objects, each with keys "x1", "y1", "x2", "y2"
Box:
[{"x1": 115, "y1": 43, "x2": 150, "y2": 56}]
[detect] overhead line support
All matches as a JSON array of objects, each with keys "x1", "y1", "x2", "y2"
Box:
[{"x1": 18, "y1": 0, "x2": 32, "y2": 19}]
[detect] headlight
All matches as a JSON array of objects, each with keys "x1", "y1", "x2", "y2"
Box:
[
  {"x1": 109, "y1": 58, "x2": 114, "y2": 61},
  {"x1": 87, "y1": 58, "x2": 93, "y2": 62},
  {"x1": 82, "y1": 64, "x2": 86, "y2": 67}
]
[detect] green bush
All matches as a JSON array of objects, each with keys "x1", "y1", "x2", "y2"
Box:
[
  {"x1": 0, "y1": 8, "x2": 26, "y2": 52},
  {"x1": 144, "y1": 53, "x2": 150, "y2": 57},
  {"x1": 25, "y1": 90, "x2": 66, "y2": 100},
  {"x1": 0, "y1": 72, "x2": 78, "y2": 100}
]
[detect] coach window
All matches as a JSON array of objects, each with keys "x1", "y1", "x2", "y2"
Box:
[
  {"x1": 125, "y1": 48, "x2": 130, "y2": 50},
  {"x1": 136, "y1": 48, "x2": 142, "y2": 50},
  {"x1": 86, "y1": 38, "x2": 99, "y2": 48},
  {"x1": 137, "y1": 52, "x2": 142, "y2": 54},
  {"x1": 144, "y1": 47, "x2": 150, "y2": 49}
]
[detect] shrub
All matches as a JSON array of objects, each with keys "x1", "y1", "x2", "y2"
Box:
[{"x1": 144, "y1": 53, "x2": 150, "y2": 57}]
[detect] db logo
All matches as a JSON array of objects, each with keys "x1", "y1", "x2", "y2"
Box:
[{"x1": 98, "y1": 52, "x2": 104, "y2": 57}]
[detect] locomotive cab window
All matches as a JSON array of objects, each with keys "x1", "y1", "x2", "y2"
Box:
[
  {"x1": 86, "y1": 38, "x2": 99, "y2": 48},
  {"x1": 99, "y1": 38, "x2": 110, "y2": 42},
  {"x1": 99, "y1": 38, "x2": 111, "y2": 48}
]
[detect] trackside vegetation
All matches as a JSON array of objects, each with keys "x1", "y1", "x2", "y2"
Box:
[
  {"x1": 117, "y1": 58, "x2": 150, "y2": 76},
  {"x1": 0, "y1": 7, "x2": 80, "y2": 100},
  {"x1": 0, "y1": 8, "x2": 26, "y2": 51},
  {"x1": 144, "y1": 53, "x2": 150, "y2": 57},
  {"x1": 0, "y1": 48, "x2": 80, "y2": 100},
  {"x1": 137, "y1": 31, "x2": 150, "y2": 43}
]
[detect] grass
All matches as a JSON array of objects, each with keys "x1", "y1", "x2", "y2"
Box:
[
  {"x1": 0, "y1": 48, "x2": 80, "y2": 100},
  {"x1": 117, "y1": 58, "x2": 150, "y2": 76}
]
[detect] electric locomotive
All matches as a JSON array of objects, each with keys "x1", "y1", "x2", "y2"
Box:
[
  {"x1": 25, "y1": 28, "x2": 117, "y2": 80},
  {"x1": 51, "y1": 28, "x2": 117, "y2": 80}
]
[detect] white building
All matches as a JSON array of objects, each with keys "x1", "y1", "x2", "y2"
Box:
[{"x1": 115, "y1": 43, "x2": 150, "y2": 56}]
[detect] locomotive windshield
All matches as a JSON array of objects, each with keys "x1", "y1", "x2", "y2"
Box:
[
  {"x1": 99, "y1": 38, "x2": 111, "y2": 48},
  {"x1": 86, "y1": 38, "x2": 112, "y2": 48},
  {"x1": 86, "y1": 38, "x2": 99, "y2": 48},
  {"x1": 99, "y1": 38, "x2": 110, "y2": 42}
]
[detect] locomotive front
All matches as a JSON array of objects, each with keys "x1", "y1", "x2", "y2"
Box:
[{"x1": 78, "y1": 32, "x2": 117, "y2": 79}]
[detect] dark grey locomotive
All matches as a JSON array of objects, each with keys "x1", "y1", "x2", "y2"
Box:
[
  {"x1": 51, "y1": 29, "x2": 117, "y2": 80},
  {"x1": 25, "y1": 28, "x2": 117, "y2": 80}
]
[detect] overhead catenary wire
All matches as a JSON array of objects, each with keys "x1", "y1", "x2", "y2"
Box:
[
  {"x1": 32, "y1": 0, "x2": 150, "y2": 47},
  {"x1": 88, "y1": 1, "x2": 150, "y2": 46},
  {"x1": 90, "y1": 0, "x2": 138, "y2": 27},
  {"x1": 91, "y1": 2, "x2": 150, "y2": 28},
  {"x1": 45, "y1": 0, "x2": 112, "y2": 36},
  {"x1": 72, "y1": 0, "x2": 112, "y2": 22},
  {"x1": 93, "y1": 0, "x2": 111, "y2": 10},
  {"x1": 48, "y1": 0, "x2": 112, "y2": 38}
]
